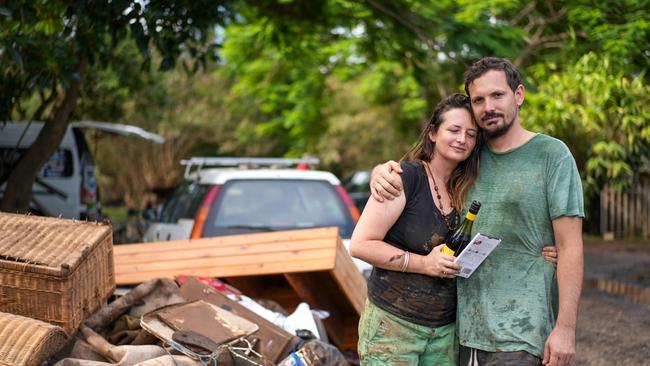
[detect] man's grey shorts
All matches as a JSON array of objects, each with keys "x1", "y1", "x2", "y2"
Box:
[{"x1": 459, "y1": 345, "x2": 542, "y2": 366}]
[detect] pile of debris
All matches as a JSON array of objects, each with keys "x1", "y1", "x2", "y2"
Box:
[{"x1": 0, "y1": 213, "x2": 367, "y2": 366}]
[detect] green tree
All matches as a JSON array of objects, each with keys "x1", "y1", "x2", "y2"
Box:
[
  {"x1": 0, "y1": 0, "x2": 233, "y2": 212},
  {"x1": 4, "y1": 0, "x2": 647, "y2": 216},
  {"x1": 525, "y1": 53, "x2": 650, "y2": 195},
  {"x1": 218, "y1": 0, "x2": 529, "y2": 166}
]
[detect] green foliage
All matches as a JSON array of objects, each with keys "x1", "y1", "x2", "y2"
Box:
[
  {"x1": 217, "y1": 0, "x2": 532, "y2": 166},
  {"x1": 75, "y1": 40, "x2": 160, "y2": 123},
  {"x1": 0, "y1": 0, "x2": 235, "y2": 122},
  {"x1": 219, "y1": 19, "x2": 326, "y2": 155},
  {"x1": 566, "y1": 0, "x2": 649, "y2": 74},
  {"x1": 525, "y1": 53, "x2": 650, "y2": 196},
  {"x1": 3, "y1": 0, "x2": 649, "y2": 218},
  {"x1": 0, "y1": 0, "x2": 237, "y2": 211}
]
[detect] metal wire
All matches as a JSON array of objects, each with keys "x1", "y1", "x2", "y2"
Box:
[
  {"x1": 225, "y1": 337, "x2": 275, "y2": 366},
  {"x1": 162, "y1": 336, "x2": 275, "y2": 366},
  {"x1": 165, "y1": 340, "x2": 221, "y2": 366}
]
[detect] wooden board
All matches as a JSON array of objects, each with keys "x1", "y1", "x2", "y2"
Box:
[
  {"x1": 114, "y1": 227, "x2": 339, "y2": 284},
  {"x1": 113, "y1": 227, "x2": 367, "y2": 350}
]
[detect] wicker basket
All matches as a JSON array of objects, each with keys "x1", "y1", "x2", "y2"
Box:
[
  {"x1": 0, "y1": 311, "x2": 68, "y2": 366},
  {"x1": 0, "y1": 213, "x2": 115, "y2": 336}
]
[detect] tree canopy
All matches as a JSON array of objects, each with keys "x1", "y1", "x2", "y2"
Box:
[
  {"x1": 0, "y1": 0, "x2": 233, "y2": 211},
  {"x1": 1, "y1": 0, "x2": 648, "y2": 227}
]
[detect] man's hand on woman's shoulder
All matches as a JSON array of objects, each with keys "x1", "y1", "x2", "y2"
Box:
[{"x1": 370, "y1": 160, "x2": 404, "y2": 201}]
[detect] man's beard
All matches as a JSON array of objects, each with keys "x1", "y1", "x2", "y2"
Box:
[{"x1": 482, "y1": 110, "x2": 516, "y2": 139}]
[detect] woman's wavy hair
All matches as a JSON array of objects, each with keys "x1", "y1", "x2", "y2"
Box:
[{"x1": 402, "y1": 93, "x2": 483, "y2": 211}]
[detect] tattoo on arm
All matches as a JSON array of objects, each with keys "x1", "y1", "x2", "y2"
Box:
[{"x1": 388, "y1": 253, "x2": 404, "y2": 263}]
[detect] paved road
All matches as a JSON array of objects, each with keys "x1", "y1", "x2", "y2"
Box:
[
  {"x1": 574, "y1": 241, "x2": 650, "y2": 365},
  {"x1": 575, "y1": 289, "x2": 650, "y2": 366}
]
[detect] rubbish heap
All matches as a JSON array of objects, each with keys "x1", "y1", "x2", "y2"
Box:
[{"x1": 0, "y1": 213, "x2": 366, "y2": 366}]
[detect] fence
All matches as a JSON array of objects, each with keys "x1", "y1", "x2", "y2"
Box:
[{"x1": 600, "y1": 184, "x2": 650, "y2": 239}]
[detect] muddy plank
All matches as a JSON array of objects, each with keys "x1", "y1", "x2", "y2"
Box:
[{"x1": 179, "y1": 276, "x2": 300, "y2": 363}]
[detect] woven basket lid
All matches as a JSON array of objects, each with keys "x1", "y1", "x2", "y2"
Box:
[
  {"x1": 0, "y1": 212, "x2": 111, "y2": 276},
  {"x1": 0, "y1": 311, "x2": 68, "y2": 366}
]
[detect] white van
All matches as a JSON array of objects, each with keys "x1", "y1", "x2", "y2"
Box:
[{"x1": 0, "y1": 121, "x2": 164, "y2": 219}]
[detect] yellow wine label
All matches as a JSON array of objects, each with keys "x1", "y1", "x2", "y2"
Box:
[
  {"x1": 466, "y1": 212, "x2": 476, "y2": 220},
  {"x1": 442, "y1": 245, "x2": 455, "y2": 256}
]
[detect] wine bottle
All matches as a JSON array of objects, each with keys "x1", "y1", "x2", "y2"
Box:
[{"x1": 441, "y1": 200, "x2": 481, "y2": 256}]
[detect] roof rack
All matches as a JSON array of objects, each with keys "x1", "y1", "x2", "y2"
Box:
[{"x1": 180, "y1": 156, "x2": 320, "y2": 178}]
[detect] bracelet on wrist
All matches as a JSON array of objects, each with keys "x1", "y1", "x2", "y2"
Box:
[{"x1": 400, "y1": 251, "x2": 410, "y2": 272}]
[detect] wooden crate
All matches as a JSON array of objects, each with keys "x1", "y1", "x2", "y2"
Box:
[
  {"x1": 114, "y1": 227, "x2": 367, "y2": 350},
  {"x1": 0, "y1": 213, "x2": 115, "y2": 336}
]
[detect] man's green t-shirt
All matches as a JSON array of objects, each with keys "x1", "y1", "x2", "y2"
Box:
[{"x1": 457, "y1": 134, "x2": 584, "y2": 357}]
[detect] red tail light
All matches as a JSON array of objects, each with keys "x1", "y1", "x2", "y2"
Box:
[
  {"x1": 80, "y1": 186, "x2": 91, "y2": 203},
  {"x1": 336, "y1": 185, "x2": 360, "y2": 223},
  {"x1": 190, "y1": 185, "x2": 220, "y2": 239}
]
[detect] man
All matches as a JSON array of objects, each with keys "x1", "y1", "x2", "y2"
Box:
[{"x1": 370, "y1": 57, "x2": 583, "y2": 366}]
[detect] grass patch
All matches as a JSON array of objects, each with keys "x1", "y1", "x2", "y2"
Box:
[{"x1": 102, "y1": 205, "x2": 128, "y2": 223}]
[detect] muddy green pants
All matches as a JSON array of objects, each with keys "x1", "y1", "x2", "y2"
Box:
[{"x1": 358, "y1": 299, "x2": 457, "y2": 366}]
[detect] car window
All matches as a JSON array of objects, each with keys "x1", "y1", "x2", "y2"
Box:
[
  {"x1": 159, "y1": 182, "x2": 209, "y2": 223},
  {"x1": 204, "y1": 179, "x2": 354, "y2": 238},
  {"x1": 72, "y1": 128, "x2": 94, "y2": 165},
  {"x1": 0, "y1": 147, "x2": 73, "y2": 179},
  {"x1": 343, "y1": 170, "x2": 370, "y2": 193},
  {"x1": 342, "y1": 170, "x2": 372, "y2": 212}
]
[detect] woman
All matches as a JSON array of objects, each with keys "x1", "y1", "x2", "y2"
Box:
[
  {"x1": 350, "y1": 93, "x2": 478, "y2": 365},
  {"x1": 350, "y1": 94, "x2": 556, "y2": 365}
]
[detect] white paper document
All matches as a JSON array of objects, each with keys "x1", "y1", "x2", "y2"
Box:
[{"x1": 454, "y1": 233, "x2": 501, "y2": 278}]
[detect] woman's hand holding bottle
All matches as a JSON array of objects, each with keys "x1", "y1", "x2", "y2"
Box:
[{"x1": 416, "y1": 244, "x2": 461, "y2": 278}]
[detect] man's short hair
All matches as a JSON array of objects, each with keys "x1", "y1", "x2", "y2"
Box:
[{"x1": 464, "y1": 57, "x2": 522, "y2": 96}]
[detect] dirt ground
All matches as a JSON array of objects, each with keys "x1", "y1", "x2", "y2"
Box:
[{"x1": 574, "y1": 240, "x2": 650, "y2": 366}]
